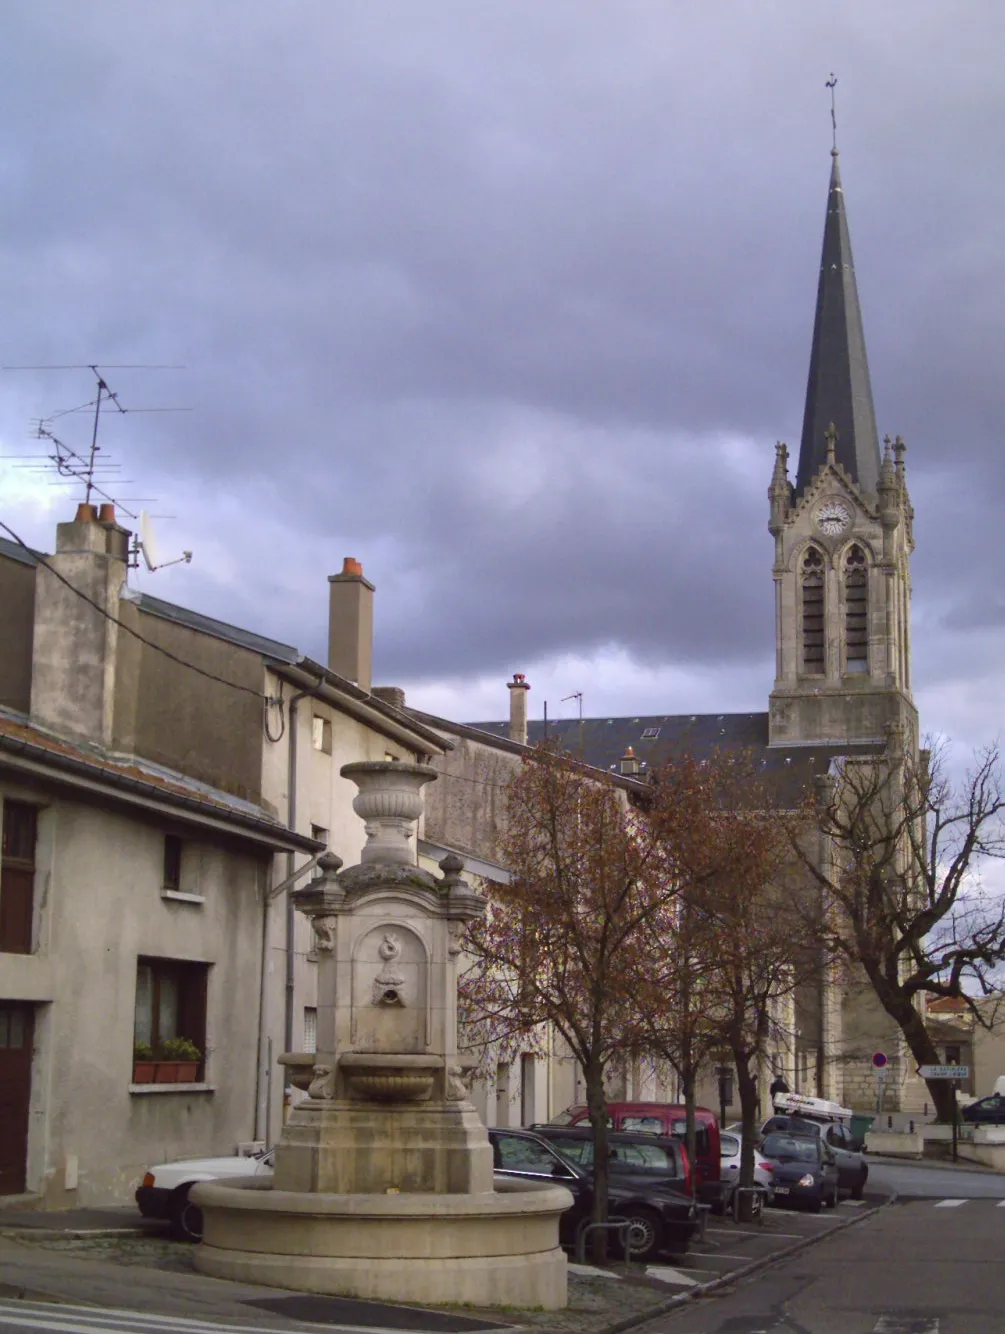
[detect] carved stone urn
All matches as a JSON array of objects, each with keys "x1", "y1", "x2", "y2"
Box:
[{"x1": 341, "y1": 760, "x2": 436, "y2": 865}]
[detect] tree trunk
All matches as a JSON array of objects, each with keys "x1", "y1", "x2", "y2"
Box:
[
  {"x1": 867, "y1": 970, "x2": 956, "y2": 1122},
  {"x1": 682, "y1": 1064, "x2": 698, "y2": 1195},
  {"x1": 733, "y1": 1049, "x2": 759, "y2": 1190},
  {"x1": 584, "y1": 1058, "x2": 611, "y2": 1262}
]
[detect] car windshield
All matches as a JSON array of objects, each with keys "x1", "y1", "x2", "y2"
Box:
[
  {"x1": 549, "y1": 1135, "x2": 678, "y2": 1175},
  {"x1": 621, "y1": 1115, "x2": 664, "y2": 1134},
  {"x1": 762, "y1": 1116, "x2": 820, "y2": 1138},
  {"x1": 761, "y1": 1134, "x2": 819, "y2": 1162}
]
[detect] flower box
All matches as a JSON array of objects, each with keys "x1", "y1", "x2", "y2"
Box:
[{"x1": 133, "y1": 1059, "x2": 200, "y2": 1084}]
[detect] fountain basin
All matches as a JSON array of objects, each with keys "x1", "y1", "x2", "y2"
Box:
[{"x1": 192, "y1": 1176, "x2": 571, "y2": 1309}]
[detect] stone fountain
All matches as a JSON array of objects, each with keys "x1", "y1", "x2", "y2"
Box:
[{"x1": 193, "y1": 761, "x2": 569, "y2": 1309}]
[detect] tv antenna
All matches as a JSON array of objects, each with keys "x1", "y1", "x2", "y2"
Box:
[
  {"x1": 3, "y1": 362, "x2": 193, "y2": 572},
  {"x1": 561, "y1": 690, "x2": 584, "y2": 758}
]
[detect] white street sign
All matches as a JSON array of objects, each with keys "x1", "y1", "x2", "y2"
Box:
[{"x1": 918, "y1": 1064, "x2": 969, "y2": 1080}]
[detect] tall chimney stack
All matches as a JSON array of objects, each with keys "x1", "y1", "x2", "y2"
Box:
[
  {"x1": 31, "y1": 505, "x2": 129, "y2": 745},
  {"x1": 328, "y1": 557, "x2": 374, "y2": 693},
  {"x1": 507, "y1": 673, "x2": 530, "y2": 746}
]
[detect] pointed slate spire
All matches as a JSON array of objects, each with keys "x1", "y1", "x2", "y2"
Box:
[{"x1": 794, "y1": 150, "x2": 882, "y2": 499}]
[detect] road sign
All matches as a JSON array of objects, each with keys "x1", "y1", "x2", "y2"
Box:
[
  {"x1": 872, "y1": 1052, "x2": 888, "y2": 1069},
  {"x1": 917, "y1": 1064, "x2": 970, "y2": 1080}
]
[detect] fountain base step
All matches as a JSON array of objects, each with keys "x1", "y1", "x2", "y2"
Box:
[{"x1": 192, "y1": 1177, "x2": 570, "y2": 1310}]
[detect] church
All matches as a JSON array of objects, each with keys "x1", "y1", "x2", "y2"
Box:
[{"x1": 453, "y1": 145, "x2": 922, "y2": 1116}]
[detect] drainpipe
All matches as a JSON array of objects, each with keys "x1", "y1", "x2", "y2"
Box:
[{"x1": 284, "y1": 684, "x2": 319, "y2": 1059}]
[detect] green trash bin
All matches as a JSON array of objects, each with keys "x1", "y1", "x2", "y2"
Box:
[{"x1": 850, "y1": 1113, "x2": 874, "y2": 1150}]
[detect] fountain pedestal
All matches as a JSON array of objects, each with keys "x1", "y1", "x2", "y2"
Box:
[{"x1": 194, "y1": 762, "x2": 568, "y2": 1309}]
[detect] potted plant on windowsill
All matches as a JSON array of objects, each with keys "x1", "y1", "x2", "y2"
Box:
[
  {"x1": 155, "y1": 1036, "x2": 201, "y2": 1083},
  {"x1": 133, "y1": 1042, "x2": 156, "y2": 1084}
]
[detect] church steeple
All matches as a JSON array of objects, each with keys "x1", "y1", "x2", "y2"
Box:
[
  {"x1": 794, "y1": 150, "x2": 882, "y2": 500},
  {"x1": 768, "y1": 146, "x2": 917, "y2": 752}
]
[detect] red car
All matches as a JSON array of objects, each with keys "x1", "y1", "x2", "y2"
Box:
[{"x1": 556, "y1": 1102, "x2": 724, "y2": 1208}]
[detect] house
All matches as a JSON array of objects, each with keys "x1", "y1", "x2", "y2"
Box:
[{"x1": 0, "y1": 506, "x2": 447, "y2": 1204}]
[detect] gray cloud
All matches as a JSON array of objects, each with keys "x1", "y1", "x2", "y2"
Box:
[{"x1": 1, "y1": 1, "x2": 1003, "y2": 724}]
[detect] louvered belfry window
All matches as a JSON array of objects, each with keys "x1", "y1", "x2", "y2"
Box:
[
  {"x1": 844, "y1": 544, "x2": 869, "y2": 673},
  {"x1": 801, "y1": 546, "x2": 825, "y2": 673}
]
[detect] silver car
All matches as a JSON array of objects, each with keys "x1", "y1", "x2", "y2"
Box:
[{"x1": 720, "y1": 1131, "x2": 774, "y2": 1205}]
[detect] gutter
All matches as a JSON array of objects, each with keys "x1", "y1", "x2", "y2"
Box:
[{"x1": 267, "y1": 659, "x2": 449, "y2": 758}]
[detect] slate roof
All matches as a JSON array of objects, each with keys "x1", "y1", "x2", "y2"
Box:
[
  {"x1": 466, "y1": 710, "x2": 880, "y2": 806},
  {"x1": 795, "y1": 151, "x2": 882, "y2": 500},
  {"x1": 0, "y1": 706, "x2": 320, "y2": 852}
]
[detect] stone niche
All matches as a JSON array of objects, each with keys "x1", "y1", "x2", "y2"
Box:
[{"x1": 351, "y1": 923, "x2": 427, "y2": 1056}]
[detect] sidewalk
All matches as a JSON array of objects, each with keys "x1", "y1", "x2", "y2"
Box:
[
  {"x1": 0, "y1": 1198, "x2": 884, "y2": 1334},
  {"x1": 0, "y1": 1206, "x2": 157, "y2": 1238}
]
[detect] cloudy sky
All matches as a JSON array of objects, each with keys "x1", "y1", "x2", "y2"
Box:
[{"x1": 1, "y1": 1, "x2": 1002, "y2": 758}]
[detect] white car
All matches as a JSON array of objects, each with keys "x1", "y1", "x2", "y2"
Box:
[
  {"x1": 135, "y1": 1148, "x2": 274, "y2": 1241},
  {"x1": 719, "y1": 1131, "x2": 774, "y2": 1204}
]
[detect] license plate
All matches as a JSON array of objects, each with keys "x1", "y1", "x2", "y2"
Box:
[{"x1": 773, "y1": 1186, "x2": 790, "y2": 1194}]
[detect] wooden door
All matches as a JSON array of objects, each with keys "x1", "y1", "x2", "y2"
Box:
[{"x1": 0, "y1": 1003, "x2": 34, "y2": 1195}]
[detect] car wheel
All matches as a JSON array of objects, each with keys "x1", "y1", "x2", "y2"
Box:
[
  {"x1": 169, "y1": 1185, "x2": 203, "y2": 1243},
  {"x1": 807, "y1": 1192, "x2": 823, "y2": 1214},
  {"x1": 851, "y1": 1169, "x2": 867, "y2": 1201},
  {"x1": 615, "y1": 1207, "x2": 664, "y2": 1263}
]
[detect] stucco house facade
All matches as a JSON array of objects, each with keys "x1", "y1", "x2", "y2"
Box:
[{"x1": 0, "y1": 507, "x2": 447, "y2": 1205}]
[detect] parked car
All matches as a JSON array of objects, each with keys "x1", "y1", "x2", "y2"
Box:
[
  {"x1": 555, "y1": 1102, "x2": 723, "y2": 1209},
  {"x1": 489, "y1": 1126, "x2": 699, "y2": 1262},
  {"x1": 532, "y1": 1125, "x2": 693, "y2": 1195},
  {"x1": 719, "y1": 1131, "x2": 774, "y2": 1207},
  {"x1": 758, "y1": 1115, "x2": 867, "y2": 1198},
  {"x1": 961, "y1": 1091, "x2": 1005, "y2": 1124},
  {"x1": 135, "y1": 1148, "x2": 274, "y2": 1241},
  {"x1": 758, "y1": 1132, "x2": 839, "y2": 1213}
]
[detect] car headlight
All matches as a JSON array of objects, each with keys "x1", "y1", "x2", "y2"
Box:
[{"x1": 797, "y1": 1173, "x2": 816, "y2": 1187}]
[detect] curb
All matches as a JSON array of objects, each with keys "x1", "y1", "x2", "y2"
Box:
[
  {"x1": 598, "y1": 1192, "x2": 898, "y2": 1334},
  {"x1": 0, "y1": 1227, "x2": 150, "y2": 1241}
]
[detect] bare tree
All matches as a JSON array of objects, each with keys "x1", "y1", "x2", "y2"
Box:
[
  {"x1": 639, "y1": 751, "x2": 810, "y2": 1193},
  {"x1": 462, "y1": 743, "x2": 679, "y2": 1252},
  {"x1": 800, "y1": 728, "x2": 1005, "y2": 1122}
]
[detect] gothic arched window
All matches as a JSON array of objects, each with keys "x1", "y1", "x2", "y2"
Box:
[
  {"x1": 844, "y1": 544, "x2": 869, "y2": 674},
  {"x1": 801, "y1": 546, "x2": 825, "y2": 674}
]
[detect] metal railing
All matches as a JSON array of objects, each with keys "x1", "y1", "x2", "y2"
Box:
[{"x1": 574, "y1": 1218, "x2": 647, "y2": 1265}]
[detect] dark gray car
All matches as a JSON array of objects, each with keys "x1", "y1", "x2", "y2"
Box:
[{"x1": 759, "y1": 1114, "x2": 867, "y2": 1199}]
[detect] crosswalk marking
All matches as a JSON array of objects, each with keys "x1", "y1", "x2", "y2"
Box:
[
  {"x1": 933, "y1": 1198, "x2": 967, "y2": 1207},
  {"x1": 0, "y1": 1299, "x2": 428, "y2": 1334},
  {"x1": 873, "y1": 1317, "x2": 939, "y2": 1332}
]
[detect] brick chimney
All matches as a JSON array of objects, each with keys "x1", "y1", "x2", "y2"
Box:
[
  {"x1": 618, "y1": 746, "x2": 640, "y2": 777},
  {"x1": 507, "y1": 673, "x2": 530, "y2": 745},
  {"x1": 31, "y1": 503, "x2": 131, "y2": 746},
  {"x1": 328, "y1": 557, "x2": 374, "y2": 692}
]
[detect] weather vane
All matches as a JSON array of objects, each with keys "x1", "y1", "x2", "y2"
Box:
[{"x1": 826, "y1": 73, "x2": 838, "y2": 152}]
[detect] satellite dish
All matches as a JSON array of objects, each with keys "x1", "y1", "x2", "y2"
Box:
[{"x1": 139, "y1": 510, "x2": 161, "y2": 571}]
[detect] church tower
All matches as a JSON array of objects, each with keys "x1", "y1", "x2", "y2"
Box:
[{"x1": 768, "y1": 149, "x2": 917, "y2": 750}]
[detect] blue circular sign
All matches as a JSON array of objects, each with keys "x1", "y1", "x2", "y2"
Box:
[{"x1": 872, "y1": 1052, "x2": 888, "y2": 1069}]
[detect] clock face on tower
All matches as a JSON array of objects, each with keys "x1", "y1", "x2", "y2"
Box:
[{"x1": 815, "y1": 499, "x2": 851, "y2": 536}]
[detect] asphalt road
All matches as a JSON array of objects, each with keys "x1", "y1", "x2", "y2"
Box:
[
  {"x1": 867, "y1": 1159, "x2": 1005, "y2": 1199},
  {"x1": 636, "y1": 1173, "x2": 1005, "y2": 1333}
]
